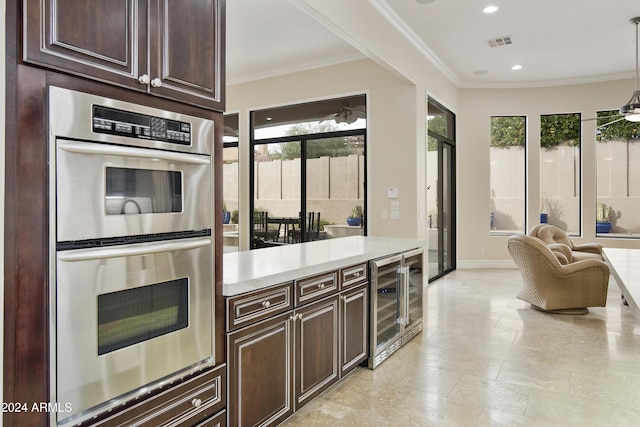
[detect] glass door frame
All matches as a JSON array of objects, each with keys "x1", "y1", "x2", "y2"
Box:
[
  {"x1": 249, "y1": 128, "x2": 367, "y2": 245},
  {"x1": 427, "y1": 98, "x2": 457, "y2": 282}
]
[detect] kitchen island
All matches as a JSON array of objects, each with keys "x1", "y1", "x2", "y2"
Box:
[
  {"x1": 222, "y1": 235, "x2": 425, "y2": 426},
  {"x1": 223, "y1": 235, "x2": 425, "y2": 295}
]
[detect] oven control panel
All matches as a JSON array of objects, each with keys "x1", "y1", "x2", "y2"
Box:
[{"x1": 92, "y1": 105, "x2": 191, "y2": 145}]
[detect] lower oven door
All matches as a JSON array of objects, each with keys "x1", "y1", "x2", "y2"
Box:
[{"x1": 54, "y1": 237, "x2": 213, "y2": 422}]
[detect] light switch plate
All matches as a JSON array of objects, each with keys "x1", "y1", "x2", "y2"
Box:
[{"x1": 387, "y1": 188, "x2": 398, "y2": 199}]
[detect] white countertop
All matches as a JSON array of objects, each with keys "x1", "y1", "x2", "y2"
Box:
[
  {"x1": 223, "y1": 236, "x2": 425, "y2": 296},
  {"x1": 603, "y1": 248, "x2": 640, "y2": 320}
]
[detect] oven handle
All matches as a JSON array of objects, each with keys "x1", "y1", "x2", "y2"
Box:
[
  {"x1": 57, "y1": 141, "x2": 210, "y2": 165},
  {"x1": 57, "y1": 238, "x2": 212, "y2": 262}
]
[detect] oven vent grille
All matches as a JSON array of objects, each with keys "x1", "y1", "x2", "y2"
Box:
[{"x1": 487, "y1": 36, "x2": 512, "y2": 47}]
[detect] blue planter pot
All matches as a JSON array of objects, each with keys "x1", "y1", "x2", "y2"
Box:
[
  {"x1": 346, "y1": 217, "x2": 361, "y2": 226},
  {"x1": 222, "y1": 211, "x2": 231, "y2": 224},
  {"x1": 596, "y1": 221, "x2": 612, "y2": 233},
  {"x1": 540, "y1": 213, "x2": 548, "y2": 224}
]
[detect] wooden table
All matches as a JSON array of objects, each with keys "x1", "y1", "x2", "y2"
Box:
[{"x1": 603, "y1": 248, "x2": 640, "y2": 320}]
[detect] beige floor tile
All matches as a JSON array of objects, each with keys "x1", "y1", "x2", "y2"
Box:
[{"x1": 279, "y1": 269, "x2": 640, "y2": 427}]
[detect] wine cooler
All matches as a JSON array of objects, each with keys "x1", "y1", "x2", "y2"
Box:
[{"x1": 368, "y1": 248, "x2": 424, "y2": 369}]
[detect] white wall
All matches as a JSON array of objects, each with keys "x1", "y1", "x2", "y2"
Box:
[
  {"x1": 227, "y1": 58, "x2": 422, "y2": 249},
  {"x1": 458, "y1": 79, "x2": 640, "y2": 267}
]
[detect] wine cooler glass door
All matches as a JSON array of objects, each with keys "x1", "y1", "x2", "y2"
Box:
[{"x1": 370, "y1": 255, "x2": 402, "y2": 355}]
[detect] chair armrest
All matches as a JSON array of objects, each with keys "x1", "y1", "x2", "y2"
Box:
[
  {"x1": 571, "y1": 243, "x2": 604, "y2": 254},
  {"x1": 558, "y1": 259, "x2": 609, "y2": 277}
]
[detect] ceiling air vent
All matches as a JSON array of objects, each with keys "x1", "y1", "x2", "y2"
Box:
[{"x1": 487, "y1": 36, "x2": 512, "y2": 48}]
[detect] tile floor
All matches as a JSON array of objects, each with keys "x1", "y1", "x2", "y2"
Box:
[{"x1": 280, "y1": 269, "x2": 640, "y2": 426}]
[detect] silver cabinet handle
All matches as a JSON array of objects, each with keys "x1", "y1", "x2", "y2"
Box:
[
  {"x1": 318, "y1": 283, "x2": 325, "y2": 290},
  {"x1": 297, "y1": 313, "x2": 303, "y2": 320},
  {"x1": 289, "y1": 314, "x2": 297, "y2": 322},
  {"x1": 262, "y1": 300, "x2": 271, "y2": 308},
  {"x1": 151, "y1": 78, "x2": 162, "y2": 87},
  {"x1": 191, "y1": 398, "x2": 202, "y2": 408},
  {"x1": 138, "y1": 74, "x2": 150, "y2": 84},
  {"x1": 341, "y1": 295, "x2": 347, "y2": 301}
]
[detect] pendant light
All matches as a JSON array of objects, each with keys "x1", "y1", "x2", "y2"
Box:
[{"x1": 620, "y1": 17, "x2": 640, "y2": 122}]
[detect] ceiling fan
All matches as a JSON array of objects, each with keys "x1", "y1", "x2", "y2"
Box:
[
  {"x1": 584, "y1": 17, "x2": 640, "y2": 129},
  {"x1": 320, "y1": 105, "x2": 366, "y2": 125}
]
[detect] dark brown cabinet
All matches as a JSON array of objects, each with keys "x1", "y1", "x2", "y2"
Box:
[
  {"x1": 340, "y1": 283, "x2": 369, "y2": 375},
  {"x1": 227, "y1": 312, "x2": 294, "y2": 427},
  {"x1": 226, "y1": 296, "x2": 339, "y2": 427},
  {"x1": 294, "y1": 295, "x2": 340, "y2": 409},
  {"x1": 24, "y1": 0, "x2": 224, "y2": 110},
  {"x1": 79, "y1": 364, "x2": 227, "y2": 426},
  {"x1": 226, "y1": 265, "x2": 369, "y2": 427}
]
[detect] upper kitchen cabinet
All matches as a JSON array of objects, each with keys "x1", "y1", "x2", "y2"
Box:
[{"x1": 23, "y1": 0, "x2": 225, "y2": 111}]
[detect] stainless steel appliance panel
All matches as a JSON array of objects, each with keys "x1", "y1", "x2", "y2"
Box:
[
  {"x1": 369, "y1": 254, "x2": 402, "y2": 362},
  {"x1": 49, "y1": 86, "x2": 213, "y2": 156},
  {"x1": 55, "y1": 237, "x2": 213, "y2": 420},
  {"x1": 55, "y1": 138, "x2": 211, "y2": 242},
  {"x1": 368, "y1": 248, "x2": 424, "y2": 369}
]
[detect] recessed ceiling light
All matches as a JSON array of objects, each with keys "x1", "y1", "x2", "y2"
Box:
[
  {"x1": 474, "y1": 70, "x2": 489, "y2": 75},
  {"x1": 511, "y1": 65, "x2": 522, "y2": 71},
  {"x1": 483, "y1": 5, "x2": 499, "y2": 14},
  {"x1": 416, "y1": 0, "x2": 438, "y2": 4}
]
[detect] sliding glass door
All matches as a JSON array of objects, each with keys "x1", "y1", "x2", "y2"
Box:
[
  {"x1": 427, "y1": 98, "x2": 456, "y2": 281},
  {"x1": 249, "y1": 95, "x2": 367, "y2": 248}
]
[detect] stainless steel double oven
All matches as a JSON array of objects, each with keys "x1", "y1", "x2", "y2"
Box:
[{"x1": 48, "y1": 87, "x2": 215, "y2": 425}]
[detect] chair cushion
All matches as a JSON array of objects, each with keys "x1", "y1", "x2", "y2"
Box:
[
  {"x1": 572, "y1": 251, "x2": 603, "y2": 262},
  {"x1": 536, "y1": 225, "x2": 573, "y2": 247}
]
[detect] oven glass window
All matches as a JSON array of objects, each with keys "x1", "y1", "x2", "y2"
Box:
[
  {"x1": 105, "y1": 167, "x2": 183, "y2": 215},
  {"x1": 97, "y1": 278, "x2": 189, "y2": 355}
]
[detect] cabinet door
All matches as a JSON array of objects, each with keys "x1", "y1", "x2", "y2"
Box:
[
  {"x1": 24, "y1": 0, "x2": 147, "y2": 90},
  {"x1": 227, "y1": 312, "x2": 294, "y2": 427},
  {"x1": 148, "y1": 0, "x2": 225, "y2": 110},
  {"x1": 340, "y1": 283, "x2": 369, "y2": 376},
  {"x1": 294, "y1": 295, "x2": 340, "y2": 409}
]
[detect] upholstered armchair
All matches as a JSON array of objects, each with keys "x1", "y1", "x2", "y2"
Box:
[
  {"x1": 528, "y1": 224, "x2": 604, "y2": 261},
  {"x1": 507, "y1": 234, "x2": 609, "y2": 314}
]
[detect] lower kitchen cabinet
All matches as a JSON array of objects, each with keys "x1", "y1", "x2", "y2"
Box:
[
  {"x1": 227, "y1": 296, "x2": 339, "y2": 427},
  {"x1": 79, "y1": 364, "x2": 226, "y2": 427},
  {"x1": 226, "y1": 264, "x2": 369, "y2": 427},
  {"x1": 227, "y1": 312, "x2": 294, "y2": 427},
  {"x1": 340, "y1": 283, "x2": 369, "y2": 375},
  {"x1": 294, "y1": 295, "x2": 340, "y2": 409}
]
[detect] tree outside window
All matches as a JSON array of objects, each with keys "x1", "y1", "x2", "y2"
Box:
[
  {"x1": 596, "y1": 110, "x2": 640, "y2": 236},
  {"x1": 539, "y1": 113, "x2": 581, "y2": 235},
  {"x1": 490, "y1": 116, "x2": 526, "y2": 234}
]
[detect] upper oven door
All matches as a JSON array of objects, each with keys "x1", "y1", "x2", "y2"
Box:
[{"x1": 55, "y1": 139, "x2": 212, "y2": 243}]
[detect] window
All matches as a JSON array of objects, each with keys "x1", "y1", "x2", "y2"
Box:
[
  {"x1": 427, "y1": 98, "x2": 456, "y2": 282},
  {"x1": 490, "y1": 116, "x2": 526, "y2": 234},
  {"x1": 223, "y1": 113, "x2": 239, "y2": 252},
  {"x1": 250, "y1": 95, "x2": 366, "y2": 247},
  {"x1": 539, "y1": 113, "x2": 581, "y2": 235},
  {"x1": 596, "y1": 110, "x2": 640, "y2": 237}
]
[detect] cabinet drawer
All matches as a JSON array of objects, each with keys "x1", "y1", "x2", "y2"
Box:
[
  {"x1": 193, "y1": 409, "x2": 226, "y2": 427},
  {"x1": 226, "y1": 282, "x2": 294, "y2": 331},
  {"x1": 87, "y1": 364, "x2": 226, "y2": 427},
  {"x1": 340, "y1": 263, "x2": 368, "y2": 289},
  {"x1": 296, "y1": 272, "x2": 338, "y2": 306}
]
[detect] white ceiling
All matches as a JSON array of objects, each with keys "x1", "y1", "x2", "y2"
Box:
[{"x1": 226, "y1": 0, "x2": 640, "y2": 88}]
